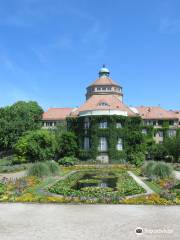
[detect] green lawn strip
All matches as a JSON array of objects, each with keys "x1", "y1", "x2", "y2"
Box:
[
  {"x1": 25, "y1": 169, "x2": 72, "y2": 197},
  {"x1": 131, "y1": 168, "x2": 142, "y2": 176},
  {"x1": 144, "y1": 180, "x2": 161, "y2": 194},
  {"x1": 131, "y1": 168, "x2": 161, "y2": 194},
  {"x1": 0, "y1": 157, "x2": 11, "y2": 166}
]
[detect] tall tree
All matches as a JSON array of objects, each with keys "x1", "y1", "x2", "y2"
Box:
[{"x1": 0, "y1": 101, "x2": 43, "y2": 151}]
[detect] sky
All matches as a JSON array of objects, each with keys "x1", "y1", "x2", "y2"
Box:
[{"x1": 0, "y1": 0, "x2": 180, "y2": 111}]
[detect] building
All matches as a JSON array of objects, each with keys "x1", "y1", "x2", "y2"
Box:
[{"x1": 42, "y1": 66, "x2": 180, "y2": 162}]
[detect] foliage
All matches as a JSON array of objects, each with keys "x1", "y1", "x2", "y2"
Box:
[
  {"x1": 49, "y1": 169, "x2": 145, "y2": 201},
  {"x1": 80, "y1": 186, "x2": 113, "y2": 192},
  {"x1": 121, "y1": 194, "x2": 171, "y2": 205},
  {"x1": 67, "y1": 115, "x2": 145, "y2": 162},
  {"x1": 0, "y1": 163, "x2": 28, "y2": 173},
  {"x1": 58, "y1": 156, "x2": 78, "y2": 166},
  {"x1": 148, "y1": 144, "x2": 168, "y2": 161},
  {"x1": 57, "y1": 132, "x2": 78, "y2": 158},
  {"x1": 164, "y1": 135, "x2": 180, "y2": 162},
  {"x1": 14, "y1": 130, "x2": 56, "y2": 162},
  {"x1": 46, "y1": 161, "x2": 60, "y2": 176},
  {"x1": 0, "y1": 183, "x2": 6, "y2": 195},
  {"x1": 142, "y1": 161, "x2": 173, "y2": 180},
  {"x1": 27, "y1": 162, "x2": 51, "y2": 177},
  {"x1": 0, "y1": 101, "x2": 43, "y2": 150},
  {"x1": 127, "y1": 152, "x2": 145, "y2": 166},
  {"x1": 78, "y1": 179, "x2": 102, "y2": 184}
]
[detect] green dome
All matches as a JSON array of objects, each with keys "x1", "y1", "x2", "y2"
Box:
[{"x1": 99, "y1": 65, "x2": 110, "y2": 77}]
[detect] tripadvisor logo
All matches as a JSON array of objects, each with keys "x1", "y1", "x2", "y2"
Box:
[{"x1": 135, "y1": 227, "x2": 143, "y2": 235}]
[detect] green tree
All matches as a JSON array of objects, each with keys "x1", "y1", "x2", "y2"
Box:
[
  {"x1": 14, "y1": 130, "x2": 56, "y2": 163},
  {"x1": 57, "y1": 132, "x2": 78, "y2": 158},
  {"x1": 149, "y1": 143, "x2": 168, "y2": 161},
  {"x1": 164, "y1": 135, "x2": 180, "y2": 162},
  {"x1": 0, "y1": 101, "x2": 43, "y2": 150}
]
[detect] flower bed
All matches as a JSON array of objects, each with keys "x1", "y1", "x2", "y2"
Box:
[{"x1": 48, "y1": 169, "x2": 145, "y2": 202}]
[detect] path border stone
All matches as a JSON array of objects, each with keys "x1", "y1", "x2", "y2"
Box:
[{"x1": 126, "y1": 171, "x2": 154, "y2": 199}]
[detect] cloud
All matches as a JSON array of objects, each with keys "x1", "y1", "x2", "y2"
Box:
[{"x1": 159, "y1": 18, "x2": 180, "y2": 34}]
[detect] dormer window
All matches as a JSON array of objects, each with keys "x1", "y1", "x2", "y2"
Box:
[{"x1": 98, "y1": 102, "x2": 109, "y2": 107}]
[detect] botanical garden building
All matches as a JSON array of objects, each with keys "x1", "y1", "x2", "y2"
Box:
[{"x1": 42, "y1": 66, "x2": 180, "y2": 163}]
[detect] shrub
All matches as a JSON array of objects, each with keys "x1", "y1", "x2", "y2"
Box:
[
  {"x1": 0, "y1": 183, "x2": 6, "y2": 195},
  {"x1": 127, "y1": 152, "x2": 145, "y2": 167},
  {"x1": 142, "y1": 161, "x2": 173, "y2": 180},
  {"x1": 148, "y1": 144, "x2": 168, "y2": 161},
  {"x1": 46, "y1": 161, "x2": 59, "y2": 176},
  {"x1": 142, "y1": 161, "x2": 155, "y2": 178},
  {"x1": 14, "y1": 130, "x2": 56, "y2": 163},
  {"x1": 58, "y1": 156, "x2": 78, "y2": 166},
  {"x1": 57, "y1": 132, "x2": 78, "y2": 158},
  {"x1": 153, "y1": 162, "x2": 173, "y2": 179},
  {"x1": 27, "y1": 162, "x2": 50, "y2": 177}
]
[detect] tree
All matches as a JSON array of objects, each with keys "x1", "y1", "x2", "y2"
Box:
[
  {"x1": 148, "y1": 143, "x2": 168, "y2": 161},
  {"x1": 0, "y1": 101, "x2": 43, "y2": 151},
  {"x1": 164, "y1": 135, "x2": 180, "y2": 162},
  {"x1": 14, "y1": 130, "x2": 56, "y2": 163},
  {"x1": 57, "y1": 132, "x2": 78, "y2": 158}
]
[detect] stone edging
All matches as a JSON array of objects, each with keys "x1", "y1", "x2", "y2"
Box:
[{"x1": 125, "y1": 171, "x2": 154, "y2": 199}]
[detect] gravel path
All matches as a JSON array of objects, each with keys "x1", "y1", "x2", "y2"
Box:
[
  {"x1": 0, "y1": 204, "x2": 179, "y2": 240},
  {"x1": 0, "y1": 171, "x2": 26, "y2": 181}
]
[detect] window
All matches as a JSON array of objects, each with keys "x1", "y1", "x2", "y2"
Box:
[
  {"x1": 157, "y1": 131, "x2": 163, "y2": 138},
  {"x1": 99, "y1": 121, "x2": 107, "y2": 128},
  {"x1": 98, "y1": 102, "x2": 109, "y2": 106},
  {"x1": 102, "y1": 87, "x2": 106, "y2": 91},
  {"x1": 84, "y1": 118, "x2": 90, "y2": 129},
  {"x1": 45, "y1": 121, "x2": 53, "y2": 127},
  {"x1": 107, "y1": 87, "x2": 112, "y2": 91},
  {"x1": 142, "y1": 129, "x2": 147, "y2": 135},
  {"x1": 117, "y1": 138, "x2": 123, "y2": 151},
  {"x1": 167, "y1": 130, "x2": 176, "y2": 138},
  {"x1": 84, "y1": 137, "x2": 90, "y2": 150},
  {"x1": 98, "y1": 137, "x2": 108, "y2": 151},
  {"x1": 116, "y1": 122, "x2": 122, "y2": 128},
  {"x1": 97, "y1": 87, "x2": 101, "y2": 91}
]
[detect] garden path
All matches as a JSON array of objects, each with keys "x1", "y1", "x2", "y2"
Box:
[
  {"x1": 0, "y1": 204, "x2": 179, "y2": 240},
  {"x1": 0, "y1": 171, "x2": 26, "y2": 181}
]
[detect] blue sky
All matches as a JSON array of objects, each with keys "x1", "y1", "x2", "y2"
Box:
[{"x1": 0, "y1": 0, "x2": 180, "y2": 110}]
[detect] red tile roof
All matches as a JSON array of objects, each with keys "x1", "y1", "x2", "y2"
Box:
[
  {"x1": 89, "y1": 76, "x2": 120, "y2": 87},
  {"x1": 136, "y1": 106, "x2": 178, "y2": 120},
  {"x1": 42, "y1": 108, "x2": 74, "y2": 120},
  {"x1": 172, "y1": 110, "x2": 180, "y2": 121},
  {"x1": 71, "y1": 95, "x2": 136, "y2": 116}
]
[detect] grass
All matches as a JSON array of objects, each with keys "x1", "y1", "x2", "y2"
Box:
[{"x1": 144, "y1": 180, "x2": 161, "y2": 194}]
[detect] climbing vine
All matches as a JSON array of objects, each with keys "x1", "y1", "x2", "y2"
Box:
[{"x1": 67, "y1": 116, "x2": 145, "y2": 162}]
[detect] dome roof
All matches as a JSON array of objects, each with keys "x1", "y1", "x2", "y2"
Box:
[
  {"x1": 89, "y1": 76, "x2": 120, "y2": 87},
  {"x1": 99, "y1": 64, "x2": 110, "y2": 77}
]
